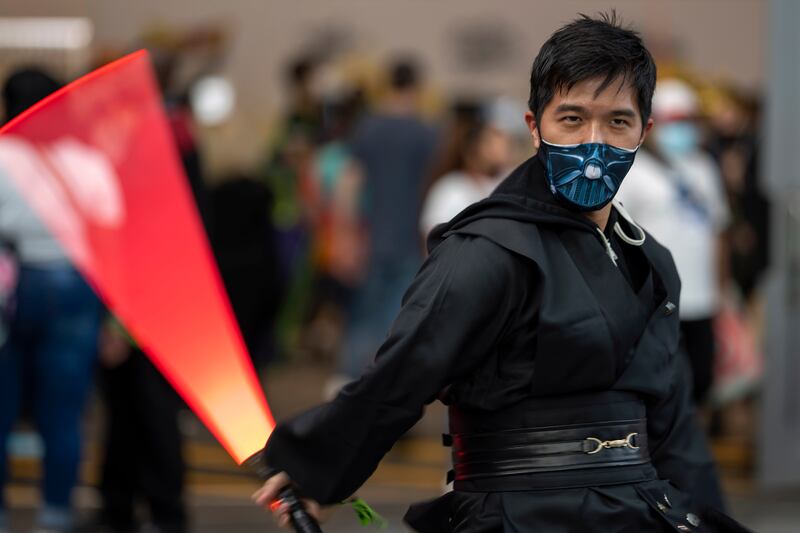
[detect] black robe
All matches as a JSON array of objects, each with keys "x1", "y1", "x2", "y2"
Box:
[{"x1": 263, "y1": 157, "x2": 749, "y2": 532}]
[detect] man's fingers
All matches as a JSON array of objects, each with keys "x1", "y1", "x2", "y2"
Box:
[
  {"x1": 251, "y1": 487, "x2": 265, "y2": 502},
  {"x1": 251, "y1": 471, "x2": 291, "y2": 507},
  {"x1": 251, "y1": 486, "x2": 271, "y2": 507},
  {"x1": 251, "y1": 472, "x2": 325, "y2": 527},
  {"x1": 273, "y1": 503, "x2": 290, "y2": 527},
  {"x1": 303, "y1": 499, "x2": 322, "y2": 521}
]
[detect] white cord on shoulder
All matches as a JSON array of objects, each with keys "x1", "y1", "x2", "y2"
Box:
[{"x1": 612, "y1": 199, "x2": 646, "y2": 246}]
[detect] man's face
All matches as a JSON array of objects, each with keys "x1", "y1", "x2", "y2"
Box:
[{"x1": 525, "y1": 76, "x2": 653, "y2": 151}]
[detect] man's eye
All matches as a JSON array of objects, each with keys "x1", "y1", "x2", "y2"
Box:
[
  {"x1": 561, "y1": 116, "x2": 581, "y2": 123},
  {"x1": 611, "y1": 118, "x2": 630, "y2": 127}
]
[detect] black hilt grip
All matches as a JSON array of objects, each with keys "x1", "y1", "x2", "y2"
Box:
[
  {"x1": 242, "y1": 449, "x2": 324, "y2": 533},
  {"x1": 278, "y1": 486, "x2": 323, "y2": 533}
]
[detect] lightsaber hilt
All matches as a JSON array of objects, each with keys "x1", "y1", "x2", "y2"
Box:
[
  {"x1": 243, "y1": 449, "x2": 323, "y2": 533},
  {"x1": 278, "y1": 486, "x2": 323, "y2": 533}
]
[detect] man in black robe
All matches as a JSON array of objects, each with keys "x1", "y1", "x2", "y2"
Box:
[{"x1": 253, "y1": 13, "x2": 750, "y2": 532}]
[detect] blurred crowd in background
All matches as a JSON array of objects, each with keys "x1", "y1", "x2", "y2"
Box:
[{"x1": 0, "y1": 7, "x2": 776, "y2": 533}]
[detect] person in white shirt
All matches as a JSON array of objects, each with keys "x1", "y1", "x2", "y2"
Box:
[
  {"x1": 617, "y1": 78, "x2": 730, "y2": 406},
  {"x1": 420, "y1": 120, "x2": 512, "y2": 237},
  {"x1": 0, "y1": 68, "x2": 103, "y2": 533}
]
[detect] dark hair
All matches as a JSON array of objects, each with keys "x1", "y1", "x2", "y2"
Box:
[
  {"x1": 389, "y1": 58, "x2": 420, "y2": 90},
  {"x1": 528, "y1": 12, "x2": 656, "y2": 127},
  {"x1": 425, "y1": 101, "x2": 488, "y2": 199},
  {"x1": 286, "y1": 55, "x2": 317, "y2": 87},
  {"x1": 3, "y1": 67, "x2": 61, "y2": 122}
]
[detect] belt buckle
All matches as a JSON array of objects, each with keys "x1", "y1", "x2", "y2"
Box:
[{"x1": 586, "y1": 432, "x2": 639, "y2": 455}]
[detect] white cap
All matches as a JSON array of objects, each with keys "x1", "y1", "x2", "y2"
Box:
[
  {"x1": 651, "y1": 78, "x2": 699, "y2": 120},
  {"x1": 190, "y1": 76, "x2": 236, "y2": 126}
]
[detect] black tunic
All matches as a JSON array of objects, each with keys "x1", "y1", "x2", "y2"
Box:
[{"x1": 263, "y1": 157, "x2": 749, "y2": 532}]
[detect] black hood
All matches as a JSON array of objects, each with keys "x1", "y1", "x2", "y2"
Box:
[{"x1": 427, "y1": 155, "x2": 605, "y2": 253}]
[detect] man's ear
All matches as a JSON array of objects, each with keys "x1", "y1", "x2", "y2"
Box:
[
  {"x1": 524, "y1": 110, "x2": 541, "y2": 150},
  {"x1": 639, "y1": 117, "x2": 654, "y2": 144}
]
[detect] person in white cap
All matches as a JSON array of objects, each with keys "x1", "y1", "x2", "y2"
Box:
[{"x1": 617, "y1": 78, "x2": 731, "y2": 408}]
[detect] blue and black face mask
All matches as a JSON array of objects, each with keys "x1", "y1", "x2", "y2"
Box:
[{"x1": 537, "y1": 139, "x2": 639, "y2": 212}]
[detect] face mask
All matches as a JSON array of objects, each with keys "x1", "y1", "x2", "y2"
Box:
[
  {"x1": 537, "y1": 139, "x2": 639, "y2": 212},
  {"x1": 654, "y1": 121, "x2": 699, "y2": 158}
]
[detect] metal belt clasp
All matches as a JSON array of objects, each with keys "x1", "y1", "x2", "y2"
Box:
[{"x1": 586, "y1": 432, "x2": 639, "y2": 455}]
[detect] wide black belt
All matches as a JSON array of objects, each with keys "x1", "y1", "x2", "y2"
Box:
[{"x1": 450, "y1": 419, "x2": 650, "y2": 483}]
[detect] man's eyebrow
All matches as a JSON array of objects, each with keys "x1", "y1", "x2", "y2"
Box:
[
  {"x1": 553, "y1": 104, "x2": 587, "y2": 114},
  {"x1": 610, "y1": 108, "x2": 637, "y2": 118},
  {"x1": 553, "y1": 104, "x2": 638, "y2": 118}
]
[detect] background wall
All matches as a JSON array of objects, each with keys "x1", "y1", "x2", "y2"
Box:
[{"x1": 0, "y1": 0, "x2": 766, "y2": 173}]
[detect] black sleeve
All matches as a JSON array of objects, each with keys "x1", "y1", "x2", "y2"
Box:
[
  {"x1": 647, "y1": 349, "x2": 726, "y2": 512},
  {"x1": 263, "y1": 235, "x2": 518, "y2": 504}
]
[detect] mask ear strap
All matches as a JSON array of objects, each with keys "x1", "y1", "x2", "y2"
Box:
[
  {"x1": 543, "y1": 139, "x2": 641, "y2": 151},
  {"x1": 611, "y1": 200, "x2": 646, "y2": 246},
  {"x1": 615, "y1": 143, "x2": 641, "y2": 154}
]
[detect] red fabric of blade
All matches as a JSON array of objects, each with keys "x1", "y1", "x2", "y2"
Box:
[{"x1": 0, "y1": 50, "x2": 274, "y2": 464}]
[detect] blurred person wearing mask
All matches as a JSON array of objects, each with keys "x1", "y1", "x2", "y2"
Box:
[
  {"x1": 0, "y1": 68, "x2": 104, "y2": 533},
  {"x1": 331, "y1": 58, "x2": 438, "y2": 383},
  {"x1": 617, "y1": 79, "x2": 731, "y2": 408},
  {"x1": 255, "y1": 14, "x2": 749, "y2": 532},
  {"x1": 420, "y1": 119, "x2": 511, "y2": 236}
]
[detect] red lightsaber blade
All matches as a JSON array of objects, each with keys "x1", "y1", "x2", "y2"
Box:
[{"x1": 0, "y1": 51, "x2": 320, "y2": 532}]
